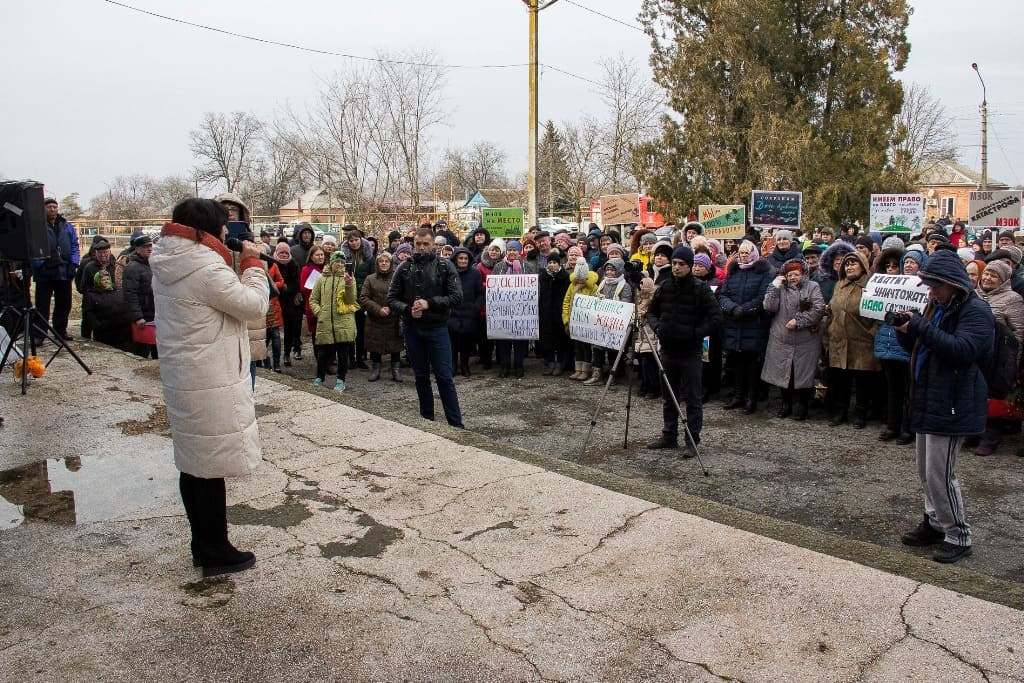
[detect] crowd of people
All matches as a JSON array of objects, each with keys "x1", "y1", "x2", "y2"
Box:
[{"x1": 7, "y1": 197, "x2": 1019, "y2": 569}]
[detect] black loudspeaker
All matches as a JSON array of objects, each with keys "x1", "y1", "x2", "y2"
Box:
[{"x1": 0, "y1": 181, "x2": 48, "y2": 261}]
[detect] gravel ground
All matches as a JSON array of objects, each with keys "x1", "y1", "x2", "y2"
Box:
[{"x1": 273, "y1": 338, "x2": 1024, "y2": 587}]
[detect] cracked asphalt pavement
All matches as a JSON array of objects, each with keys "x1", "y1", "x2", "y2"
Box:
[{"x1": 0, "y1": 344, "x2": 1021, "y2": 681}]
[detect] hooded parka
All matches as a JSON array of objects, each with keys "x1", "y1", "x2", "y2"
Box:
[
  {"x1": 825, "y1": 251, "x2": 881, "y2": 371},
  {"x1": 150, "y1": 225, "x2": 269, "y2": 478},
  {"x1": 310, "y1": 264, "x2": 359, "y2": 345}
]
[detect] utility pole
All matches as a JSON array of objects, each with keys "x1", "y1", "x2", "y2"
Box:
[
  {"x1": 972, "y1": 63, "x2": 988, "y2": 190},
  {"x1": 523, "y1": 0, "x2": 560, "y2": 227}
]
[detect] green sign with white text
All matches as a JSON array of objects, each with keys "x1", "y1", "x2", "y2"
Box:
[{"x1": 481, "y1": 208, "x2": 524, "y2": 239}]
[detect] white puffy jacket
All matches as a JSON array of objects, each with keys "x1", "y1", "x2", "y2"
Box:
[{"x1": 150, "y1": 225, "x2": 269, "y2": 478}]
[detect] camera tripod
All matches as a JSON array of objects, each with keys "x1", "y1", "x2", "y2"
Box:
[
  {"x1": 581, "y1": 313, "x2": 710, "y2": 477},
  {"x1": 0, "y1": 260, "x2": 92, "y2": 395}
]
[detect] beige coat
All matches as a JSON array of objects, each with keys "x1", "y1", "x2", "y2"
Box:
[{"x1": 150, "y1": 229, "x2": 269, "y2": 478}]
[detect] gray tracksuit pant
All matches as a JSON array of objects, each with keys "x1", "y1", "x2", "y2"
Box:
[{"x1": 916, "y1": 433, "x2": 971, "y2": 546}]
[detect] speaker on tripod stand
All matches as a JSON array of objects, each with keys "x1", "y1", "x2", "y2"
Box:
[
  {"x1": 0, "y1": 180, "x2": 91, "y2": 394},
  {"x1": 0, "y1": 180, "x2": 48, "y2": 262}
]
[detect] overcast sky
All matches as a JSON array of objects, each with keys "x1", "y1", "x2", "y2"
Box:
[{"x1": 4, "y1": 0, "x2": 1022, "y2": 207}]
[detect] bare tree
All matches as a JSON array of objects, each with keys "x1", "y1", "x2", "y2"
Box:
[
  {"x1": 889, "y1": 83, "x2": 958, "y2": 186},
  {"x1": 89, "y1": 175, "x2": 158, "y2": 220},
  {"x1": 596, "y1": 55, "x2": 664, "y2": 193},
  {"x1": 562, "y1": 117, "x2": 604, "y2": 214},
  {"x1": 245, "y1": 131, "x2": 305, "y2": 217},
  {"x1": 147, "y1": 175, "x2": 195, "y2": 213},
  {"x1": 434, "y1": 141, "x2": 510, "y2": 201},
  {"x1": 189, "y1": 111, "x2": 264, "y2": 193},
  {"x1": 376, "y1": 50, "x2": 447, "y2": 205}
]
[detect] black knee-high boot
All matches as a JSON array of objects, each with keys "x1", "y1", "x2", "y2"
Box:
[
  {"x1": 188, "y1": 475, "x2": 255, "y2": 577},
  {"x1": 179, "y1": 473, "x2": 203, "y2": 567}
]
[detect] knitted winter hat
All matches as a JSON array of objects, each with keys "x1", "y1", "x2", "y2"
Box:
[
  {"x1": 567, "y1": 245, "x2": 583, "y2": 259},
  {"x1": 488, "y1": 238, "x2": 506, "y2": 253},
  {"x1": 507, "y1": 240, "x2": 522, "y2": 252},
  {"x1": 985, "y1": 260, "x2": 1012, "y2": 283},
  {"x1": 882, "y1": 235, "x2": 905, "y2": 251},
  {"x1": 692, "y1": 253, "x2": 712, "y2": 270},
  {"x1": 671, "y1": 245, "x2": 695, "y2": 267},
  {"x1": 606, "y1": 243, "x2": 627, "y2": 259},
  {"x1": 775, "y1": 230, "x2": 794, "y2": 242}
]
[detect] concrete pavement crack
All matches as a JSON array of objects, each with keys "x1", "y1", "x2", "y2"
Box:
[
  {"x1": 568, "y1": 505, "x2": 660, "y2": 566},
  {"x1": 400, "y1": 471, "x2": 542, "y2": 523},
  {"x1": 899, "y1": 584, "x2": 1001, "y2": 682},
  {"x1": 852, "y1": 582, "x2": 921, "y2": 682}
]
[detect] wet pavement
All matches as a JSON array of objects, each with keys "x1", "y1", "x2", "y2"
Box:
[{"x1": 1, "y1": 342, "x2": 1022, "y2": 682}]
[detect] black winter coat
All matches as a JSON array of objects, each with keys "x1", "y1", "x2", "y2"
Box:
[
  {"x1": 764, "y1": 243, "x2": 804, "y2": 272},
  {"x1": 276, "y1": 259, "x2": 303, "y2": 319},
  {"x1": 448, "y1": 266, "x2": 484, "y2": 334},
  {"x1": 898, "y1": 293, "x2": 993, "y2": 436},
  {"x1": 122, "y1": 253, "x2": 154, "y2": 322},
  {"x1": 538, "y1": 268, "x2": 570, "y2": 343},
  {"x1": 388, "y1": 253, "x2": 463, "y2": 329},
  {"x1": 83, "y1": 288, "x2": 133, "y2": 348},
  {"x1": 647, "y1": 273, "x2": 723, "y2": 355},
  {"x1": 718, "y1": 259, "x2": 772, "y2": 352}
]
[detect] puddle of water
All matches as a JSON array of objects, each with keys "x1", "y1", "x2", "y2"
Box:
[{"x1": 0, "y1": 451, "x2": 180, "y2": 529}]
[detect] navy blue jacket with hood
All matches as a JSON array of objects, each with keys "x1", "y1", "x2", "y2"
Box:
[
  {"x1": 897, "y1": 250, "x2": 993, "y2": 436},
  {"x1": 718, "y1": 257, "x2": 772, "y2": 352}
]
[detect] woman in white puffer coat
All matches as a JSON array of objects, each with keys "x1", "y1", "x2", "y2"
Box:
[{"x1": 150, "y1": 198, "x2": 269, "y2": 578}]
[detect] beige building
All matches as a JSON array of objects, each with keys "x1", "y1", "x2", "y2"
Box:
[{"x1": 916, "y1": 161, "x2": 1010, "y2": 223}]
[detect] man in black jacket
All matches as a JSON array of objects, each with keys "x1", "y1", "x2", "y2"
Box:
[
  {"x1": 123, "y1": 234, "x2": 156, "y2": 358},
  {"x1": 646, "y1": 245, "x2": 724, "y2": 456},
  {"x1": 388, "y1": 227, "x2": 464, "y2": 428}
]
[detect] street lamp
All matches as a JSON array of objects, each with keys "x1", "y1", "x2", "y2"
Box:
[
  {"x1": 523, "y1": 0, "x2": 560, "y2": 227},
  {"x1": 972, "y1": 62, "x2": 988, "y2": 191}
]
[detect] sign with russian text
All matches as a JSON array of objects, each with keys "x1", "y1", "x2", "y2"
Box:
[
  {"x1": 869, "y1": 194, "x2": 924, "y2": 233},
  {"x1": 860, "y1": 274, "x2": 929, "y2": 321},
  {"x1": 481, "y1": 208, "x2": 525, "y2": 239},
  {"x1": 751, "y1": 191, "x2": 802, "y2": 229},
  {"x1": 568, "y1": 294, "x2": 635, "y2": 350},
  {"x1": 969, "y1": 190, "x2": 1022, "y2": 229},
  {"x1": 698, "y1": 204, "x2": 746, "y2": 239},
  {"x1": 485, "y1": 274, "x2": 539, "y2": 340}
]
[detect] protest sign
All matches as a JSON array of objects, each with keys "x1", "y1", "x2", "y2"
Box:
[
  {"x1": 969, "y1": 190, "x2": 1023, "y2": 229},
  {"x1": 486, "y1": 274, "x2": 539, "y2": 340},
  {"x1": 599, "y1": 193, "x2": 640, "y2": 226},
  {"x1": 750, "y1": 191, "x2": 802, "y2": 229},
  {"x1": 303, "y1": 269, "x2": 321, "y2": 291},
  {"x1": 568, "y1": 294, "x2": 635, "y2": 351},
  {"x1": 860, "y1": 274, "x2": 929, "y2": 321},
  {"x1": 481, "y1": 208, "x2": 525, "y2": 239},
  {"x1": 698, "y1": 204, "x2": 746, "y2": 239},
  {"x1": 869, "y1": 194, "x2": 924, "y2": 233}
]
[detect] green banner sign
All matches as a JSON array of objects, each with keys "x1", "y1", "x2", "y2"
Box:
[{"x1": 481, "y1": 208, "x2": 524, "y2": 239}]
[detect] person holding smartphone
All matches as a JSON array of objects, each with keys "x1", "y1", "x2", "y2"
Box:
[{"x1": 216, "y1": 193, "x2": 268, "y2": 389}]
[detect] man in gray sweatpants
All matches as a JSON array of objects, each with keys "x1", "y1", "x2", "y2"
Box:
[{"x1": 893, "y1": 250, "x2": 993, "y2": 564}]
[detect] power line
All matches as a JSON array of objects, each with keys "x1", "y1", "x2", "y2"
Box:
[
  {"x1": 102, "y1": 0, "x2": 527, "y2": 69},
  {"x1": 989, "y1": 122, "x2": 1021, "y2": 186},
  {"x1": 562, "y1": 0, "x2": 646, "y2": 34}
]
